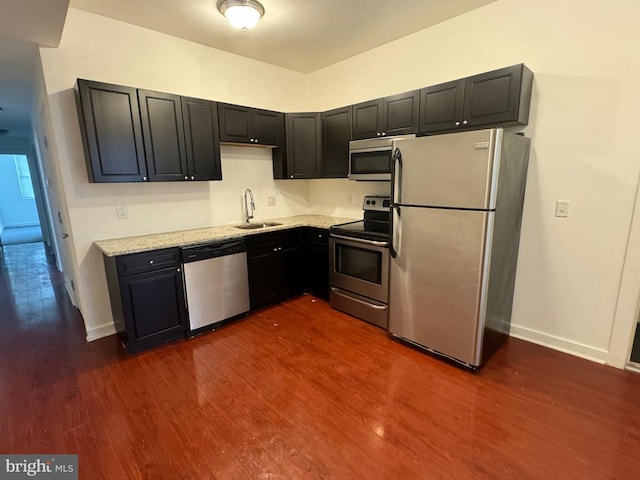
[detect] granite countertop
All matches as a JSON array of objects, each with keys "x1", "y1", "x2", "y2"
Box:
[{"x1": 95, "y1": 214, "x2": 356, "y2": 257}]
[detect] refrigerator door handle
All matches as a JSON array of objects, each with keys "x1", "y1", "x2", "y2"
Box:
[
  {"x1": 390, "y1": 147, "x2": 403, "y2": 259},
  {"x1": 390, "y1": 147, "x2": 403, "y2": 206},
  {"x1": 390, "y1": 205, "x2": 401, "y2": 259}
]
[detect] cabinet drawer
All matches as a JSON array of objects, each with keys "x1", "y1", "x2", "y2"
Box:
[
  {"x1": 116, "y1": 248, "x2": 180, "y2": 276},
  {"x1": 245, "y1": 232, "x2": 279, "y2": 254},
  {"x1": 307, "y1": 227, "x2": 329, "y2": 247}
]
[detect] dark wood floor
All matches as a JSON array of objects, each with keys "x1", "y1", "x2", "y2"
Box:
[{"x1": 1, "y1": 243, "x2": 640, "y2": 479}]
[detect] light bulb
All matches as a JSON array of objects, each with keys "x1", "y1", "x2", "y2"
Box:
[{"x1": 224, "y1": 5, "x2": 261, "y2": 29}]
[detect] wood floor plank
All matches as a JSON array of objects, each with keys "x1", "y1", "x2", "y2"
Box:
[{"x1": 1, "y1": 243, "x2": 640, "y2": 479}]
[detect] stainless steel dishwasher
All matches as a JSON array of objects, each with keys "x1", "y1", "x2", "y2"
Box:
[{"x1": 181, "y1": 239, "x2": 250, "y2": 335}]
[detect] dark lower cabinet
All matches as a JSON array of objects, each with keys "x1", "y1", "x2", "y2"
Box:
[
  {"x1": 246, "y1": 229, "x2": 305, "y2": 309},
  {"x1": 305, "y1": 228, "x2": 329, "y2": 300},
  {"x1": 103, "y1": 248, "x2": 187, "y2": 353}
]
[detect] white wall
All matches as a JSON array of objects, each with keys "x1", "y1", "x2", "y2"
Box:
[
  {"x1": 307, "y1": 0, "x2": 640, "y2": 365},
  {"x1": 39, "y1": 8, "x2": 310, "y2": 340}
]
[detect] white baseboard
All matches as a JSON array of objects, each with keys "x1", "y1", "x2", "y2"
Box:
[
  {"x1": 509, "y1": 324, "x2": 609, "y2": 365},
  {"x1": 86, "y1": 322, "x2": 116, "y2": 342}
]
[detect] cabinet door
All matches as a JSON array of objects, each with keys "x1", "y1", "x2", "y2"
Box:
[
  {"x1": 306, "y1": 228, "x2": 329, "y2": 300},
  {"x1": 253, "y1": 109, "x2": 285, "y2": 147},
  {"x1": 217, "y1": 103, "x2": 253, "y2": 144},
  {"x1": 383, "y1": 90, "x2": 419, "y2": 136},
  {"x1": 138, "y1": 90, "x2": 188, "y2": 182},
  {"x1": 321, "y1": 106, "x2": 351, "y2": 178},
  {"x1": 246, "y1": 233, "x2": 283, "y2": 308},
  {"x1": 352, "y1": 99, "x2": 383, "y2": 140},
  {"x1": 281, "y1": 228, "x2": 306, "y2": 298},
  {"x1": 119, "y1": 267, "x2": 186, "y2": 352},
  {"x1": 181, "y1": 97, "x2": 222, "y2": 181},
  {"x1": 286, "y1": 113, "x2": 322, "y2": 179},
  {"x1": 419, "y1": 79, "x2": 465, "y2": 134},
  {"x1": 75, "y1": 80, "x2": 147, "y2": 183},
  {"x1": 463, "y1": 64, "x2": 527, "y2": 127}
]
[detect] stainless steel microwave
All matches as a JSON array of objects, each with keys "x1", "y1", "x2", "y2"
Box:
[{"x1": 348, "y1": 134, "x2": 415, "y2": 181}]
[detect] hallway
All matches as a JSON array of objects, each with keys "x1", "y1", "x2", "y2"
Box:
[{"x1": 1, "y1": 243, "x2": 640, "y2": 479}]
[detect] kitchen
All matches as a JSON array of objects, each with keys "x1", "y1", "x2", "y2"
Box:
[
  {"x1": 1, "y1": 0, "x2": 640, "y2": 477},
  {"x1": 29, "y1": 1, "x2": 640, "y2": 376}
]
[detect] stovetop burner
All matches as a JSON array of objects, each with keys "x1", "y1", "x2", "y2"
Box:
[{"x1": 330, "y1": 196, "x2": 391, "y2": 242}]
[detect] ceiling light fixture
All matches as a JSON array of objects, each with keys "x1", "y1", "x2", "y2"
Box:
[{"x1": 218, "y1": 0, "x2": 265, "y2": 31}]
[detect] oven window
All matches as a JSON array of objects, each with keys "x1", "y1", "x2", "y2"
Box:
[
  {"x1": 336, "y1": 244, "x2": 382, "y2": 284},
  {"x1": 351, "y1": 150, "x2": 391, "y2": 174}
]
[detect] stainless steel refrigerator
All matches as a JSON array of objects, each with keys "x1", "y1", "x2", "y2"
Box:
[{"x1": 388, "y1": 128, "x2": 530, "y2": 369}]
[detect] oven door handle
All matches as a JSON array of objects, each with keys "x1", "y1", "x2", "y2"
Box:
[{"x1": 329, "y1": 234, "x2": 390, "y2": 247}]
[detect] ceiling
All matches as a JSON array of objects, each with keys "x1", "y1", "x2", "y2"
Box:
[{"x1": 0, "y1": 0, "x2": 497, "y2": 139}]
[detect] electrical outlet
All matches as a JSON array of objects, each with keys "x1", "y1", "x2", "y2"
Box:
[
  {"x1": 347, "y1": 193, "x2": 353, "y2": 205},
  {"x1": 116, "y1": 205, "x2": 128, "y2": 220},
  {"x1": 267, "y1": 196, "x2": 276, "y2": 207},
  {"x1": 555, "y1": 200, "x2": 570, "y2": 218}
]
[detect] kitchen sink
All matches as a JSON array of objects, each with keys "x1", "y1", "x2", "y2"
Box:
[{"x1": 235, "y1": 222, "x2": 282, "y2": 230}]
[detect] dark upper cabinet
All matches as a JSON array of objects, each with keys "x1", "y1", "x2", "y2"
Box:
[
  {"x1": 75, "y1": 79, "x2": 148, "y2": 183},
  {"x1": 352, "y1": 99, "x2": 382, "y2": 140},
  {"x1": 352, "y1": 90, "x2": 419, "y2": 140},
  {"x1": 138, "y1": 89, "x2": 188, "y2": 182},
  {"x1": 419, "y1": 79, "x2": 465, "y2": 133},
  {"x1": 77, "y1": 79, "x2": 222, "y2": 183},
  {"x1": 218, "y1": 102, "x2": 285, "y2": 147},
  {"x1": 254, "y1": 109, "x2": 284, "y2": 147},
  {"x1": 181, "y1": 97, "x2": 222, "y2": 181},
  {"x1": 419, "y1": 64, "x2": 533, "y2": 134},
  {"x1": 383, "y1": 90, "x2": 420, "y2": 136},
  {"x1": 321, "y1": 106, "x2": 351, "y2": 178},
  {"x1": 285, "y1": 112, "x2": 323, "y2": 179}
]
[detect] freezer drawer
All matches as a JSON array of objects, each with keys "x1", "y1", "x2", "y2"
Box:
[{"x1": 389, "y1": 206, "x2": 493, "y2": 367}]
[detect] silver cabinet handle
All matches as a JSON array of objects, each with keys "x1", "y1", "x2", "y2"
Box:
[
  {"x1": 184, "y1": 176, "x2": 188, "y2": 180},
  {"x1": 149, "y1": 260, "x2": 154, "y2": 264},
  {"x1": 381, "y1": 132, "x2": 387, "y2": 136},
  {"x1": 462, "y1": 120, "x2": 468, "y2": 125},
  {"x1": 142, "y1": 176, "x2": 147, "y2": 181},
  {"x1": 191, "y1": 176, "x2": 195, "y2": 180},
  {"x1": 455, "y1": 121, "x2": 461, "y2": 126}
]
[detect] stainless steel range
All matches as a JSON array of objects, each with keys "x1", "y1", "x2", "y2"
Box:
[{"x1": 329, "y1": 196, "x2": 390, "y2": 328}]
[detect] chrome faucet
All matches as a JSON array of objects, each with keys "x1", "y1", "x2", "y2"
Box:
[{"x1": 243, "y1": 188, "x2": 255, "y2": 223}]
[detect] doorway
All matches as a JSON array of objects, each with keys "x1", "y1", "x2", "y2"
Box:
[
  {"x1": 630, "y1": 322, "x2": 640, "y2": 366},
  {"x1": 0, "y1": 153, "x2": 45, "y2": 248}
]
